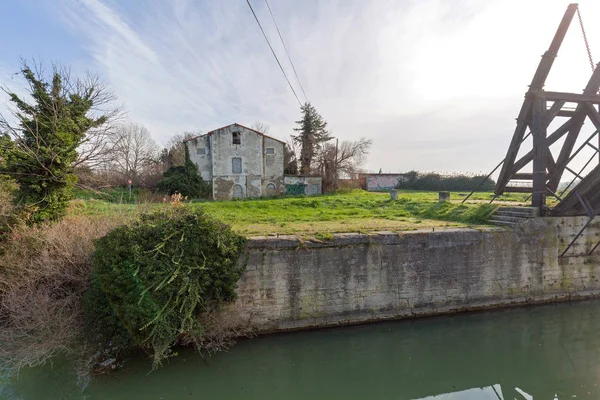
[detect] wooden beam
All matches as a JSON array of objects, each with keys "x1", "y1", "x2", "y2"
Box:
[
  {"x1": 585, "y1": 102, "x2": 600, "y2": 130},
  {"x1": 505, "y1": 186, "x2": 534, "y2": 193},
  {"x1": 532, "y1": 97, "x2": 547, "y2": 209},
  {"x1": 545, "y1": 100, "x2": 566, "y2": 127},
  {"x1": 539, "y1": 92, "x2": 600, "y2": 104},
  {"x1": 547, "y1": 151, "x2": 557, "y2": 174},
  {"x1": 512, "y1": 173, "x2": 551, "y2": 181},
  {"x1": 511, "y1": 119, "x2": 572, "y2": 174},
  {"x1": 547, "y1": 66, "x2": 600, "y2": 191},
  {"x1": 556, "y1": 109, "x2": 577, "y2": 118},
  {"x1": 494, "y1": 3, "x2": 578, "y2": 195},
  {"x1": 551, "y1": 164, "x2": 600, "y2": 216},
  {"x1": 529, "y1": 3, "x2": 579, "y2": 91},
  {"x1": 512, "y1": 173, "x2": 533, "y2": 180},
  {"x1": 495, "y1": 100, "x2": 532, "y2": 194}
]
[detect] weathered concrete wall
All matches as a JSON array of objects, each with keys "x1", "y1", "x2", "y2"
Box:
[
  {"x1": 232, "y1": 217, "x2": 600, "y2": 332},
  {"x1": 284, "y1": 176, "x2": 322, "y2": 196},
  {"x1": 262, "y1": 137, "x2": 284, "y2": 179},
  {"x1": 187, "y1": 136, "x2": 212, "y2": 181},
  {"x1": 262, "y1": 176, "x2": 284, "y2": 196},
  {"x1": 212, "y1": 125, "x2": 261, "y2": 178},
  {"x1": 262, "y1": 136, "x2": 285, "y2": 196},
  {"x1": 187, "y1": 124, "x2": 285, "y2": 200},
  {"x1": 366, "y1": 174, "x2": 408, "y2": 191}
]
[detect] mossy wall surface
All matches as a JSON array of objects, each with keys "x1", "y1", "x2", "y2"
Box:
[{"x1": 232, "y1": 217, "x2": 600, "y2": 332}]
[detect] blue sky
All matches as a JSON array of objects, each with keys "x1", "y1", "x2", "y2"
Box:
[{"x1": 1, "y1": 0, "x2": 600, "y2": 175}]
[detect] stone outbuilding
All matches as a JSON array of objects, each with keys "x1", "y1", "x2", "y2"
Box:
[
  {"x1": 185, "y1": 123, "x2": 285, "y2": 200},
  {"x1": 284, "y1": 175, "x2": 322, "y2": 196}
]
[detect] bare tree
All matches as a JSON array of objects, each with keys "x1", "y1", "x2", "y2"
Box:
[
  {"x1": 163, "y1": 131, "x2": 200, "y2": 167},
  {"x1": 319, "y1": 138, "x2": 372, "y2": 192},
  {"x1": 251, "y1": 121, "x2": 270, "y2": 134},
  {"x1": 284, "y1": 139, "x2": 299, "y2": 175},
  {"x1": 111, "y1": 123, "x2": 161, "y2": 185}
]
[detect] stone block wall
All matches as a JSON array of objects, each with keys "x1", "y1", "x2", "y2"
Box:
[{"x1": 231, "y1": 217, "x2": 600, "y2": 332}]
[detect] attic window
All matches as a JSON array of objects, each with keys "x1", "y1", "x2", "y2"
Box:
[
  {"x1": 266, "y1": 147, "x2": 275, "y2": 155},
  {"x1": 197, "y1": 147, "x2": 206, "y2": 155},
  {"x1": 232, "y1": 131, "x2": 241, "y2": 145}
]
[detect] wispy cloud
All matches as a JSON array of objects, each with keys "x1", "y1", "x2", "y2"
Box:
[{"x1": 21, "y1": 0, "x2": 600, "y2": 173}]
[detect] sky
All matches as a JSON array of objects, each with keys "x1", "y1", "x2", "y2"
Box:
[{"x1": 1, "y1": 0, "x2": 600, "y2": 175}]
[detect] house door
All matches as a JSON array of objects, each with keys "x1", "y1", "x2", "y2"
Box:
[{"x1": 232, "y1": 184, "x2": 243, "y2": 199}]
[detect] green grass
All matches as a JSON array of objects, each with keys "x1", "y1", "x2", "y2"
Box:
[{"x1": 69, "y1": 189, "x2": 518, "y2": 237}]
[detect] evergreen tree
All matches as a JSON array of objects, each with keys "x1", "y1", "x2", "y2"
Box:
[
  {"x1": 157, "y1": 145, "x2": 211, "y2": 199},
  {"x1": 292, "y1": 102, "x2": 332, "y2": 175},
  {"x1": 0, "y1": 66, "x2": 113, "y2": 223}
]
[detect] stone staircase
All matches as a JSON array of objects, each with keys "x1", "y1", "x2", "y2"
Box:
[{"x1": 489, "y1": 206, "x2": 538, "y2": 227}]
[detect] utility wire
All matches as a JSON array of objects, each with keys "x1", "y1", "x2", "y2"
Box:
[
  {"x1": 264, "y1": 0, "x2": 308, "y2": 102},
  {"x1": 245, "y1": 0, "x2": 303, "y2": 107}
]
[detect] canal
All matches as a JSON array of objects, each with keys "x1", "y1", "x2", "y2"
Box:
[{"x1": 4, "y1": 300, "x2": 600, "y2": 399}]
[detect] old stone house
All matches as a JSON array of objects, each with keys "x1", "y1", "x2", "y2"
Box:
[{"x1": 185, "y1": 123, "x2": 285, "y2": 200}]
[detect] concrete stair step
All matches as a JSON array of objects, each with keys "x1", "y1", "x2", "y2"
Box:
[
  {"x1": 495, "y1": 211, "x2": 535, "y2": 218},
  {"x1": 488, "y1": 206, "x2": 538, "y2": 227},
  {"x1": 491, "y1": 215, "x2": 530, "y2": 223},
  {"x1": 496, "y1": 207, "x2": 538, "y2": 217},
  {"x1": 489, "y1": 219, "x2": 517, "y2": 227}
]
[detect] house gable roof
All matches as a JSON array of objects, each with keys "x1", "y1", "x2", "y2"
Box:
[{"x1": 183, "y1": 123, "x2": 286, "y2": 144}]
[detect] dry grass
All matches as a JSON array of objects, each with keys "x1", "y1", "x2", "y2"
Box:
[
  {"x1": 0, "y1": 215, "x2": 128, "y2": 378},
  {"x1": 183, "y1": 305, "x2": 258, "y2": 356}
]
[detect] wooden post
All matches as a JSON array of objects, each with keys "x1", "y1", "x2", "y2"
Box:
[
  {"x1": 532, "y1": 96, "x2": 547, "y2": 210},
  {"x1": 495, "y1": 4, "x2": 578, "y2": 195}
]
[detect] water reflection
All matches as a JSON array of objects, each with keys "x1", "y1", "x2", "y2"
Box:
[{"x1": 5, "y1": 300, "x2": 600, "y2": 399}]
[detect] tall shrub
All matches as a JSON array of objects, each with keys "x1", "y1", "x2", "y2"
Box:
[
  {"x1": 85, "y1": 206, "x2": 247, "y2": 367},
  {"x1": 0, "y1": 64, "x2": 118, "y2": 224},
  {"x1": 157, "y1": 146, "x2": 211, "y2": 199},
  {"x1": 395, "y1": 171, "x2": 495, "y2": 192}
]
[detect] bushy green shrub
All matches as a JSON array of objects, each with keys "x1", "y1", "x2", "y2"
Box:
[
  {"x1": 395, "y1": 171, "x2": 495, "y2": 192},
  {"x1": 157, "y1": 146, "x2": 211, "y2": 199},
  {"x1": 84, "y1": 206, "x2": 247, "y2": 367}
]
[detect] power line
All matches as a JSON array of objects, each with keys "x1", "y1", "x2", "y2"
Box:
[
  {"x1": 263, "y1": 0, "x2": 308, "y2": 102},
  {"x1": 245, "y1": 0, "x2": 303, "y2": 107}
]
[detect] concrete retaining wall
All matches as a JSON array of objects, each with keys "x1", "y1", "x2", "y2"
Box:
[
  {"x1": 232, "y1": 217, "x2": 600, "y2": 332},
  {"x1": 365, "y1": 174, "x2": 408, "y2": 191}
]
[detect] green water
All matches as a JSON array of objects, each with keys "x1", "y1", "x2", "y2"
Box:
[{"x1": 5, "y1": 300, "x2": 600, "y2": 399}]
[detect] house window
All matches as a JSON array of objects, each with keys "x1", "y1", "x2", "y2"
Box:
[
  {"x1": 232, "y1": 131, "x2": 241, "y2": 145},
  {"x1": 266, "y1": 147, "x2": 275, "y2": 155},
  {"x1": 232, "y1": 157, "x2": 242, "y2": 174},
  {"x1": 197, "y1": 147, "x2": 206, "y2": 155}
]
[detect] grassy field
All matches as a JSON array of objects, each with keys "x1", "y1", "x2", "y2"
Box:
[{"x1": 70, "y1": 189, "x2": 528, "y2": 237}]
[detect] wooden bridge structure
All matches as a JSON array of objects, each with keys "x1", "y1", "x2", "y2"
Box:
[
  {"x1": 466, "y1": 3, "x2": 600, "y2": 256},
  {"x1": 494, "y1": 3, "x2": 600, "y2": 216}
]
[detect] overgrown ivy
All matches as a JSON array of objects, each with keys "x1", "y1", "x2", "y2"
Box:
[
  {"x1": 1, "y1": 67, "x2": 111, "y2": 224},
  {"x1": 85, "y1": 206, "x2": 247, "y2": 367}
]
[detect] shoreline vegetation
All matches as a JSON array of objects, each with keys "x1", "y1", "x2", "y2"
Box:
[{"x1": 0, "y1": 188, "x2": 519, "y2": 385}]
